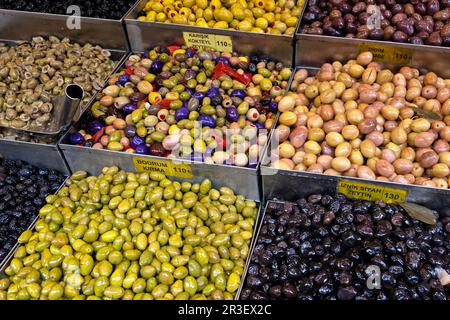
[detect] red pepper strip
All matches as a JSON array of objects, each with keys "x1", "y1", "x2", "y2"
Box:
[
  {"x1": 158, "y1": 99, "x2": 172, "y2": 109},
  {"x1": 168, "y1": 46, "x2": 181, "y2": 55},
  {"x1": 92, "y1": 128, "x2": 105, "y2": 143},
  {"x1": 124, "y1": 68, "x2": 134, "y2": 75},
  {"x1": 211, "y1": 62, "x2": 252, "y2": 85}
]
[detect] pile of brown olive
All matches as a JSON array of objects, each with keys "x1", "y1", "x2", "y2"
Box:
[
  {"x1": 300, "y1": 0, "x2": 450, "y2": 46},
  {"x1": 240, "y1": 195, "x2": 449, "y2": 300},
  {"x1": 0, "y1": 36, "x2": 116, "y2": 132},
  {"x1": 273, "y1": 51, "x2": 450, "y2": 189}
]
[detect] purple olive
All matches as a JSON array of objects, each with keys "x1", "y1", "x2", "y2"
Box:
[
  {"x1": 397, "y1": 19, "x2": 415, "y2": 36},
  {"x1": 185, "y1": 88, "x2": 194, "y2": 95},
  {"x1": 70, "y1": 132, "x2": 84, "y2": 145},
  {"x1": 129, "y1": 92, "x2": 146, "y2": 103},
  {"x1": 193, "y1": 92, "x2": 206, "y2": 100},
  {"x1": 185, "y1": 48, "x2": 195, "y2": 58},
  {"x1": 123, "y1": 103, "x2": 138, "y2": 114},
  {"x1": 117, "y1": 74, "x2": 130, "y2": 86},
  {"x1": 427, "y1": 0, "x2": 440, "y2": 15},
  {"x1": 191, "y1": 152, "x2": 205, "y2": 162},
  {"x1": 254, "y1": 122, "x2": 264, "y2": 129},
  {"x1": 131, "y1": 135, "x2": 145, "y2": 148},
  {"x1": 206, "y1": 87, "x2": 221, "y2": 98},
  {"x1": 368, "y1": 29, "x2": 385, "y2": 40},
  {"x1": 175, "y1": 107, "x2": 189, "y2": 121},
  {"x1": 198, "y1": 115, "x2": 216, "y2": 128},
  {"x1": 215, "y1": 57, "x2": 230, "y2": 65},
  {"x1": 392, "y1": 31, "x2": 409, "y2": 42},
  {"x1": 86, "y1": 121, "x2": 104, "y2": 135},
  {"x1": 226, "y1": 107, "x2": 239, "y2": 122},
  {"x1": 230, "y1": 89, "x2": 246, "y2": 100},
  {"x1": 204, "y1": 147, "x2": 214, "y2": 158},
  {"x1": 150, "y1": 60, "x2": 163, "y2": 74},
  {"x1": 135, "y1": 145, "x2": 149, "y2": 155},
  {"x1": 124, "y1": 125, "x2": 137, "y2": 138},
  {"x1": 410, "y1": 36, "x2": 424, "y2": 44},
  {"x1": 184, "y1": 69, "x2": 197, "y2": 81},
  {"x1": 269, "y1": 101, "x2": 279, "y2": 113}
]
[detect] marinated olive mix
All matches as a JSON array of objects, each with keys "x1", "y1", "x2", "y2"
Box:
[
  {"x1": 0, "y1": 37, "x2": 116, "y2": 132},
  {"x1": 137, "y1": 0, "x2": 305, "y2": 35},
  {"x1": 0, "y1": 167, "x2": 258, "y2": 300},
  {"x1": 0, "y1": 159, "x2": 65, "y2": 262},
  {"x1": 273, "y1": 52, "x2": 450, "y2": 188},
  {"x1": 69, "y1": 46, "x2": 290, "y2": 167},
  {"x1": 241, "y1": 196, "x2": 450, "y2": 300},
  {"x1": 0, "y1": 0, "x2": 137, "y2": 20},
  {"x1": 300, "y1": 0, "x2": 450, "y2": 46}
]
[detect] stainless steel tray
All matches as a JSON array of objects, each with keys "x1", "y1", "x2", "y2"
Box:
[
  {"x1": 0, "y1": 10, "x2": 130, "y2": 175},
  {"x1": 237, "y1": 193, "x2": 449, "y2": 300},
  {"x1": 124, "y1": 0, "x2": 298, "y2": 67},
  {"x1": 0, "y1": 9, "x2": 130, "y2": 51},
  {"x1": 58, "y1": 49, "x2": 293, "y2": 201}
]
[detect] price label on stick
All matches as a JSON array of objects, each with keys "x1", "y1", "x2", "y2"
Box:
[
  {"x1": 338, "y1": 179, "x2": 408, "y2": 204},
  {"x1": 359, "y1": 43, "x2": 413, "y2": 65},
  {"x1": 183, "y1": 32, "x2": 233, "y2": 52},
  {"x1": 133, "y1": 157, "x2": 193, "y2": 179}
]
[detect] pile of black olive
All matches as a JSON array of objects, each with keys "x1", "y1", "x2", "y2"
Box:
[
  {"x1": 0, "y1": 0, "x2": 137, "y2": 20},
  {"x1": 241, "y1": 195, "x2": 450, "y2": 300},
  {"x1": 0, "y1": 159, "x2": 65, "y2": 262}
]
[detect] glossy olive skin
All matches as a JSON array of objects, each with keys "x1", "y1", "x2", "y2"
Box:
[
  {"x1": 241, "y1": 195, "x2": 450, "y2": 300},
  {"x1": 0, "y1": 159, "x2": 65, "y2": 261},
  {"x1": 301, "y1": 0, "x2": 449, "y2": 47}
]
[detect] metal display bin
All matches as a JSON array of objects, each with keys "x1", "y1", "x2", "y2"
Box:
[
  {"x1": 0, "y1": 171, "x2": 262, "y2": 302},
  {"x1": 237, "y1": 188, "x2": 450, "y2": 300},
  {"x1": 295, "y1": 1, "x2": 450, "y2": 78},
  {"x1": 0, "y1": 8, "x2": 131, "y2": 51},
  {"x1": 0, "y1": 10, "x2": 130, "y2": 175},
  {"x1": 260, "y1": 60, "x2": 450, "y2": 215},
  {"x1": 58, "y1": 46, "x2": 294, "y2": 201},
  {"x1": 59, "y1": 144, "x2": 263, "y2": 201},
  {"x1": 124, "y1": 0, "x2": 301, "y2": 67}
]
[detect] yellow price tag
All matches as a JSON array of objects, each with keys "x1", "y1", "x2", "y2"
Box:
[
  {"x1": 338, "y1": 179, "x2": 408, "y2": 204},
  {"x1": 183, "y1": 32, "x2": 233, "y2": 52},
  {"x1": 133, "y1": 157, "x2": 193, "y2": 179},
  {"x1": 359, "y1": 43, "x2": 413, "y2": 65}
]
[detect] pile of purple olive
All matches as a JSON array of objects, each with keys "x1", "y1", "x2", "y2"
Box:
[
  {"x1": 300, "y1": 0, "x2": 450, "y2": 46},
  {"x1": 240, "y1": 195, "x2": 449, "y2": 300}
]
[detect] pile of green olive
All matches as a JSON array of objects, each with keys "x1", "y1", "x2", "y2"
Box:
[
  {"x1": 137, "y1": 0, "x2": 305, "y2": 35},
  {"x1": 0, "y1": 167, "x2": 258, "y2": 300},
  {"x1": 273, "y1": 52, "x2": 450, "y2": 189}
]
